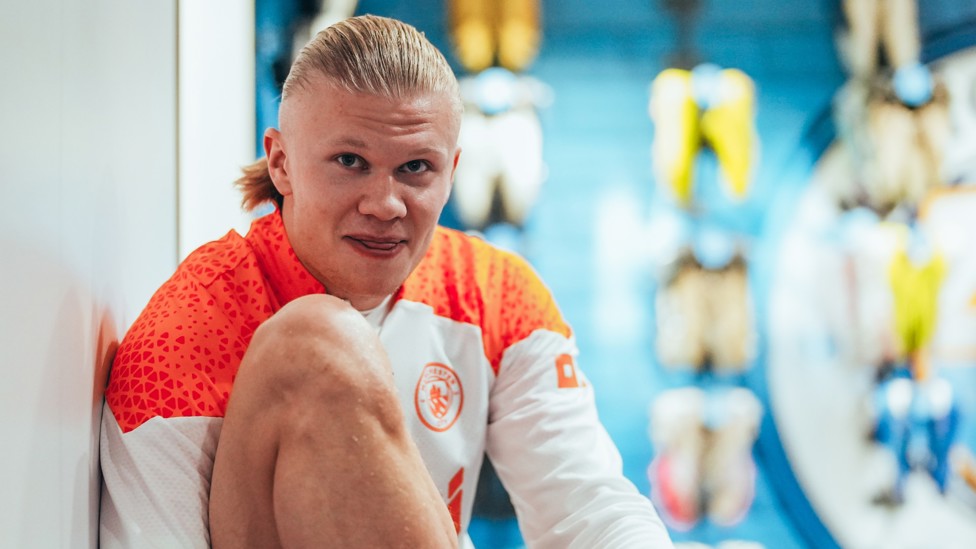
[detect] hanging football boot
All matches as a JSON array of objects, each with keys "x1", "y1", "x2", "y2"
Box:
[
  {"x1": 839, "y1": 0, "x2": 920, "y2": 79},
  {"x1": 919, "y1": 376, "x2": 959, "y2": 494},
  {"x1": 704, "y1": 254, "x2": 754, "y2": 374},
  {"x1": 452, "y1": 68, "x2": 545, "y2": 232},
  {"x1": 497, "y1": 0, "x2": 541, "y2": 72},
  {"x1": 495, "y1": 104, "x2": 545, "y2": 227},
  {"x1": 702, "y1": 387, "x2": 762, "y2": 526},
  {"x1": 448, "y1": 0, "x2": 540, "y2": 73},
  {"x1": 649, "y1": 387, "x2": 707, "y2": 531},
  {"x1": 698, "y1": 67, "x2": 757, "y2": 202},
  {"x1": 655, "y1": 252, "x2": 708, "y2": 371},
  {"x1": 650, "y1": 68, "x2": 701, "y2": 207},
  {"x1": 861, "y1": 64, "x2": 950, "y2": 214},
  {"x1": 872, "y1": 373, "x2": 913, "y2": 505},
  {"x1": 886, "y1": 225, "x2": 945, "y2": 375},
  {"x1": 452, "y1": 109, "x2": 497, "y2": 230},
  {"x1": 449, "y1": 0, "x2": 496, "y2": 72}
]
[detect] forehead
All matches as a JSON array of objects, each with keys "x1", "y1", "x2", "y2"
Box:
[{"x1": 281, "y1": 75, "x2": 461, "y2": 139}]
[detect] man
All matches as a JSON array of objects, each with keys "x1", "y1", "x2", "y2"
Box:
[{"x1": 100, "y1": 14, "x2": 674, "y2": 548}]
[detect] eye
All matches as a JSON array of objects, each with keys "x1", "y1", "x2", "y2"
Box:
[
  {"x1": 336, "y1": 154, "x2": 365, "y2": 169},
  {"x1": 400, "y1": 160, "x2": 430, "y2": 174}
]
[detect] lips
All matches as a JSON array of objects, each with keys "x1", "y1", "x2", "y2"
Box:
[{"x1": 346, "y1": 235, "x2": 407, "y2": 254}]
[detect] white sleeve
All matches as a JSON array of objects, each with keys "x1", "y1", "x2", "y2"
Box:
[
  {"x1": 99, "y1": 402, "x2": 221, "y2": 549},
  {"x1": 486, "y1": 331, "x2": 674, "y2": 549}
]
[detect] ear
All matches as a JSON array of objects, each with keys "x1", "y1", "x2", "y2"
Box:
[
  {"x1": 450, "y1": 146, "x2": 461, "y2": 185},
  {"x1": 264, "y1": 128, "x2": 293, "y2": 196},
  {"x1": 443, "y1": 147, "x2": 461, "y2": 209}
]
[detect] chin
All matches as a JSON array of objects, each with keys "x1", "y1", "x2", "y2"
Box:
[{"x1": 348, "y1": 276, "x2": 404, "y2": 303}]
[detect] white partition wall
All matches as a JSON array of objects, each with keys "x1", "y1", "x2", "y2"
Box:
[
  {"x1": 179, "y1": 0, "x2": 256, "y2": 259},
  {"x1": 0, "y1": 1, "x2": 178, "y2": 546}
]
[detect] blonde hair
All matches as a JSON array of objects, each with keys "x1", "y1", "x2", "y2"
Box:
[{"x1": 237, "y1": 15, "x2": 463, "y2": 211}]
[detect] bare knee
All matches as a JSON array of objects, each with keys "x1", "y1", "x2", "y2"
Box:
[{"x1": 237, "y1": 294, "x2": 401, "y2": 423}]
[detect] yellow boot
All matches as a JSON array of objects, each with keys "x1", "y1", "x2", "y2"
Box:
[
  {"x1": 700, "y1": 69, "x2": 757, "y2": 201},
  {"x1": 449, "y1": 0, "x2": 496, "y2": 72},
  {"x1": 650, "y1": 69, "x2": 701, "y2": 207},
  {"x1": 887, "y1": 228, "x2": 945, "y2": 380},
  {"x1": 497, "y1": 0, "x2": 541, "y2": 72}
]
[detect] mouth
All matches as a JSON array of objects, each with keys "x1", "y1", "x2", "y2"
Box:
[{"x1": 346, "y1": 235, "x2": 407, "y2": 256}]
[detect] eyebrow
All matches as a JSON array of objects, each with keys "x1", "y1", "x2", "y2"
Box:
[
  {"x1": 334, "y1": 138, "x2": 445, "y2": 158},
  {"x1": 336, "y1": 137, "x2": 368, "y2": 148},
  {"x1": 404, "y1": 147, "x2": 445, "y2": 158}
]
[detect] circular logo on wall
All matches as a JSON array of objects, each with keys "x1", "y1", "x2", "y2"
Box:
[{"x1": 414, "y1": 362, "x2": 464, "y2": 432}]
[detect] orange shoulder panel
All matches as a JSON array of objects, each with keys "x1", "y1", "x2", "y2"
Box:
[
  {"x1": 106, "y1": 231, "x2": 276, "y2": 432},
  {"x1": 398, "y1": 227, "x2": 571, "y2": 374}
]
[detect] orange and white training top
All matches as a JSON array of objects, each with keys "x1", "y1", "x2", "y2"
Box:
[{"x1": 100, "y1": 209, "x2": 673, "y2": 548}]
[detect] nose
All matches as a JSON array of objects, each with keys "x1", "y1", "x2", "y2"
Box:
[{"x1": 358, "y1": 174, "x2": 407, "y2": 221}]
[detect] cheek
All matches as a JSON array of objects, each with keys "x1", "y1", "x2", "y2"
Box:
[
  {"x1": 294, "y1": 182, "x2": 341, "y2": 216},
  {"x1": 426, "y1": 179, "x2": 454, "y2": 211},
  {"x1": 438, "y1": 184, "x2": 453, "y2": 209},
  {"x1": 415, "y1": 190, "x2": 450, "y2": 224}
]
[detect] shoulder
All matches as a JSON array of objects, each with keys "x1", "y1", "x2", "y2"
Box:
[
  {"x1": 420, "y1": 226, "x2": 545, "y2": 288},
  {"x1": 179, "y1": 230, "x2": 255, "y2": 287},
  {"x1": 403, "y1": 226, "x2": 540, "y2": 313},
  {"x1": 106, "y1": 230, "x2": 271, "y2": 432},
  {"x1": 128, "y1": 231, "x2": 266, "y2": 337},
  {"x1": 400, "y1": 227, "x2": 571, "y2": 370},
  {"x1": 164, "y1": 230, "x2": 275, "y2": 317}
]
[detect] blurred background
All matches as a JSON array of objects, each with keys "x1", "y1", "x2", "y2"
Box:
[{"x1": 3, "y1": 0, "x2": 976, "y2": 547}]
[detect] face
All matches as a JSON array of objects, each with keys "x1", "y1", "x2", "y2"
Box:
[{"x1": 266, "y1": 75, "x2": 461, "y2": 310}]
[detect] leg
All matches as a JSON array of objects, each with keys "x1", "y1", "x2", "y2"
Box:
[{"x1": 209, "y1": 294, "x2": 457, "y2": 548}]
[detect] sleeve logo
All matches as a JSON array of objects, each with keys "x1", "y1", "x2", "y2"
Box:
[
  {"x1": 556, "y1": 353, "x2": 581, "y2": 389},
  {"x1": 414, "y1": 362, "x2": 464, "y2": 432}
]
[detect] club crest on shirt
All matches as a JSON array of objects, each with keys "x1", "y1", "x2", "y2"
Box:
[{"x1": 414, "y1": 362, "x2": 464, "y2": 432}]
